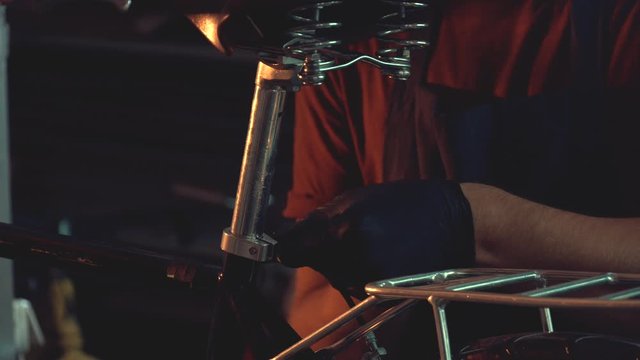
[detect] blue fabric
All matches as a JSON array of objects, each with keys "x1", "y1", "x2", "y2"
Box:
[{"x1": 441, "y1": 0, "x2": 640, "y2": 217}]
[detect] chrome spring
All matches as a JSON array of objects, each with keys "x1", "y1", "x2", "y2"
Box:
[
  {"x1": 283, "y1": 0, "x2": 343, "y2": 85},
  {"x1": 376, "y1": 0, "x2": 430, "y2": 79}
]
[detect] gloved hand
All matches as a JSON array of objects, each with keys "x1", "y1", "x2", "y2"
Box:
[{"x1": 275, "y1": 179, "x2": 475, "y2": 296}]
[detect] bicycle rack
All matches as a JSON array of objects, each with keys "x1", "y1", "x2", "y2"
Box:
[{"x1": 274, "y1": 268, "x2": 640, "y2": 359}]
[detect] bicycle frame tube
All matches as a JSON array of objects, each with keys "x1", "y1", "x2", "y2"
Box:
[
  {"x1": 207, "y1": 60, "x2": 303, "y2": 360},
  {"x1": 219, "y1": 60, "x2": 298, "y2": 281}
]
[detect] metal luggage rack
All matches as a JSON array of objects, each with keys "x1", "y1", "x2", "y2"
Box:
[{"x1": 273, "y1": 268, "x2": 640, "y2": 360}]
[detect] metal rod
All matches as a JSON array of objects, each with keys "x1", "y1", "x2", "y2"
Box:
[
  {"x1": 230, "y1": 80, "x2": 286, "y2": 237},
  {"x1": 0, "y1": 7, "x2": 15, "y2": 359},
  {"x1": 272, "y1": 295, "x2": 382, "y2": 360},
  {"x1": 429, "y1": 297, "x2": 451, "y2": 360},
  {"x1": 537, "y1": 277, "x2": 554, "y2": 333},
  {"x1": 323, "y1": 299, "x2": 418, "y2": 355},
  {"x1": 521, "y1": 274, "x2": 615, "y2": 297},
  {"x1": 208, "y1": 62, "x2": 301, "y2": 360},
  {"x1": 600, "y1": 286, "x2": 640, "y2": 300},
  {"x1": 0, "y1": 6, "x2": 8, "y2": 228},
  {"x1": 369, "y1": 270, "x2": 465, "y2": 289},
  {"x1": 220, "y1": 61, "x2": 297, "y2": 263},
  {"x1": 539, "y1": 307, "x2": 554, "y2": 333},
  {"x1": 366, "y1": 269, "x2": 640, "y2": 309}
]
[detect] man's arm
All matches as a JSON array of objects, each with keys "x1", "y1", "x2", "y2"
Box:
[
  {"x1": 278, "y1": 180, "x2": 640, "y2": 355},
  {"x1": 463, "y1": 183, "x2": 640, "y2": 273}
]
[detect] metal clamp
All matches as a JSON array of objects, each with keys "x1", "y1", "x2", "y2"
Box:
[{"x1": 220, "y1": 228, "x2": 276, "y2": 262}]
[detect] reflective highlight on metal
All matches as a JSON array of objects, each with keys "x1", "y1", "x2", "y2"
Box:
[
  {"x1": 322, "y1": 299, "x2": 416, "y2": 356},
  {"x1": 446, "y1": 271, "x2": 541, "y2": 292},
  {"x1": 283, "y1": 0, "x2": 431, "y2": 84},
  {"x1": 0, "y1": 7, "x2": 14, "y2": 356},
  {"x1": 220, "y1": 228, "x2": 275, "y2": 262},
  {"x1": 287, "y1": 0, "x2": 342, "y2": 51},
  {"x1": 540, "y1": 307, "x2": 554, "y2": 333},
  {"x1": 365, "y1": 269, "x2": 640, "y2": 308},
  {"x1": 115, "y1": 0, "x2": 132, "y2": 11},
  {"x1": 188, "y1": 13, "x2": 230, "y2": 54},
  {"x1": 0, "y1": 223, "x2": 221, "y2": 286},
  {"x1": 376, "y1": 0, "x2": 430, "y2": 79},
  {"x1": 429, "y1": 298, "x2": 451, "y2": 360},
  {"x1": 274, "y1": 269, "x2": 640, "y2": 359},
  {"x1": 221, "y1": 62, "x2": 297, "y2": 262},
  {"x1": 271, "y1": 296, "x2": 382, "y2": 360},
  {"x1": 602, "y1": 286, "x2": 640, "y2": 300},
  {"x1": 283, "y1": 0, "x2": 342, "y2": 84},
  {"x1": 367, "y1": 269, "x2": 640, "y2": 360},
  {"x1": 521, "y1": 273, "x2": 615, "y2": 297}
]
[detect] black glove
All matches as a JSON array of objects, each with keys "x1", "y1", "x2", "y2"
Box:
[{"x1": 275, "y1": 179, "x2": 475, "y2": 296}]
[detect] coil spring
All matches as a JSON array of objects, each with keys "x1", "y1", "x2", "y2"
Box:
[
  {"x1": 376, "y1": 0, "x2": 430, "y2": 79},
  {"x1": 283, "y1": 0, "x2": 429, "y2": 84},
  {"x1": 283, "y1": 0, "x2": 343, "y2": 85}
]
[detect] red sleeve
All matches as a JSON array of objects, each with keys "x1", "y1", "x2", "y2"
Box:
[
  {"x1": 426, "y1": 0, "x2": 572, "y2": 97},
  {"x1": 608, "y1": 1, "x2": 640, "y2": 89},
  {"x1": 426, "y1": 0, "x2": 639, "y2": 95},
  {"x1": 282, "y1": 70, "x2": 359, "y2": 219},
  {"x1": 283, "y1": 40, "x2": 396, "y2": 219}
]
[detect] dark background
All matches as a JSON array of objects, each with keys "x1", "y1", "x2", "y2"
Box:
[
  {"x1": 5, "y1": 2, "x2": 295, "y2": 358},
  {"x1": 6, "y1": 2, "x2": 640, "y2": 359}
]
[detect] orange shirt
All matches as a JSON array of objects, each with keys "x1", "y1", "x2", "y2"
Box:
[{"x1": 284, "y1": 0, "x2": 640, "y2": 219}]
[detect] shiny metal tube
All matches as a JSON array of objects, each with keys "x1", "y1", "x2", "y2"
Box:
[
  {"x1": 221, "y1": 62, "x2": 297, "y2": 262},
  {"x1": 231, "y1": 81, "x2": 286, "y2": 237},
  {"x1": 0, "y1": 7, "x2": 14, "y2": 358},
  {"x1": 272, "y1": 295, "x2": 382, "y2": 359},
  {"x1": 539, "y1": 307, "x2": 554, "y2": 333},
  {"x1": 366, "y1": 268, "x2": 640, "y2": 309},
  {"x1": 521, "y1": 273, "x2": 616, "y2": 297},
  {"x1": 429, "y1": 298, "x2": 452, "y2": 360},
  {"x1": 322, "y1": 299, "x2": 418, "y2": 355}
]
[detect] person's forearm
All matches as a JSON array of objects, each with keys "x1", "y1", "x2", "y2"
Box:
[{"x1": 461, "y1": 183, "x2": 640, "y2": 273}]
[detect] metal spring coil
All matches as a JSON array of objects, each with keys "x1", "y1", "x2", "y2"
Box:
[
  {"x1": 376, "y1": 0, "x2": 430, "y2": 63},
  {"x1": 284, "y1": 0, "x2": 342, "y2": 57}
]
